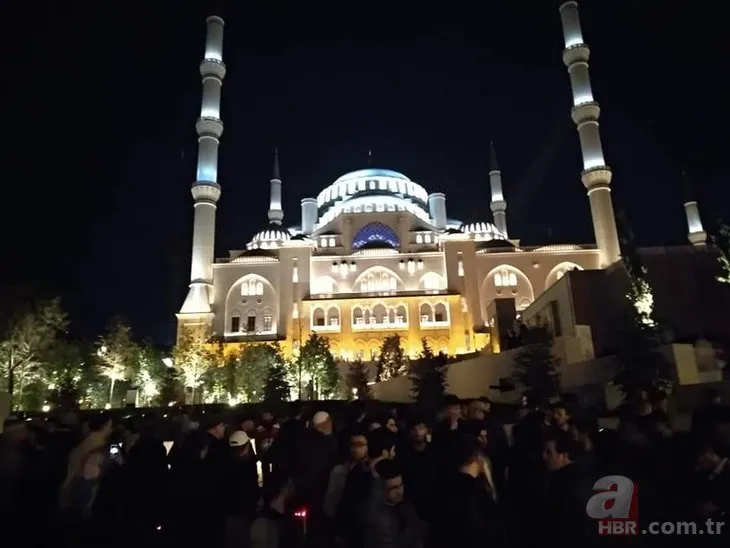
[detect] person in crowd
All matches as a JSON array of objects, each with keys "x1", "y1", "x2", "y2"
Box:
[
  {"x1": 693, "y1": 434, "x2": 730, "y2": 517},
  {"x1": 400, "y1": 416, "x2": 437, "y2": 524},
  {"x1": 326, "y1": 429, "x2": 372, "y2": 548},
  {"x1": 540, "y1": 430, "x2": 594, "y2": 548},
  {"x1": 256, "y1": 409, "x2": 280, "y2": 485},
  {"x1": 223, "y1": 429, "x2": 261, "y2": 547},
  {"x1": 433, "y1": 434, "x2": 504, "y2": 547},
  {"x1": 363, "y1": 459, "x2": 423, "y2": 548},
  {"x1": 292, "y1": 410, "x2": 337, "y2": 546}
]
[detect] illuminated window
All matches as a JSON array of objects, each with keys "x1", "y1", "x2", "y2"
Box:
[
  {"x1": 329, "y1": 237, "x2": 336, "y2": 247},
  {"x1": 263, "y1": 315, "x2": 272, "y2": 331},
  {"x1": 424, "y1": 234, "x2": 431, "y2": 243},
  {"x1": 292, "y1": 266, "x2": 299, "y2": 283},
  {"x1": 458, "y1": 261, "x2": 464, "y2": 277},
  {"x1": 231, "y1": 316, "x2": 240, "y2": 332},
  {"x1": 320, "y1": 238, "x2": 328, "y2": 247},
  {"x1": 494, "y1": 269, "x2": 517, "y2": 288},
  {"x1": 416, "y1": 234, "x2": 423, "y2": 244},
  {"x1": 352, "y1": 222, "x2": 400, "y2": 249},
  {"x1": 358, "y1": 269, "x2": 399, "y2": 292},
  {"x1": 241, "y1": 279, "x2": 265, "y2": 296}
]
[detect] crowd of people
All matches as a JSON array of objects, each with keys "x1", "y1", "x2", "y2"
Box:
[{"x1": 0, "y1": 390, "x2": 728, "y2": 547}]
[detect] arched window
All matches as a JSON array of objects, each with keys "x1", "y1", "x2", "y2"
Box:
[
  {"x1": 241, "y1": 278, "x2": 265, "y2": 296},
  {"x1": 355, "y1": 267, "x2": 402, "y2": 293},
  {"x1": 494, "y1": 269, "x2": 517, "y2": 288},
  {"x1": 352, "y1": 222, "x2": 400, "y2": 249}
]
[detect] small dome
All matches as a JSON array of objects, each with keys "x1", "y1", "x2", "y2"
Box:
[
  {"x1": 247, "y1": 224, "x2": 290, "y2": 250},
  {"x1": 460, "y1": 221, "x2": 504, "y2": 238}
]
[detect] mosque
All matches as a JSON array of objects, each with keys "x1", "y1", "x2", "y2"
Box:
[{"x1": 176, "y1": 2, "x2": 708, "y2": 362}]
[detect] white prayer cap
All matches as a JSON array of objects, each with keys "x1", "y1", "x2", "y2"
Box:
[
  {"x1": 229, "y1": 430, "x2": 250, "y2": 447},
  {"x1": 312, "y1": 411, "x2": 330, "y2": 425}
]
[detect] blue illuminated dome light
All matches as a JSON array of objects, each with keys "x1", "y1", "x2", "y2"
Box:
[{"x1": 352, "y1": 222, "x2": 400, "y2": 249}]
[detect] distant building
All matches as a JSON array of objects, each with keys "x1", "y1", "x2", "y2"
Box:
[{"x1": 176, "y1": 3, "x2": 709, "y2": 364}]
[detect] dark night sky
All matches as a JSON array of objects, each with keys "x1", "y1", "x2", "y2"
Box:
[{"x1": 2, "y1": 1, "x2": 727, "y2": 345}]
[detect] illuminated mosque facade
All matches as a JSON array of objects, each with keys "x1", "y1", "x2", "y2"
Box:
[{"x1": 177, "y1": 2, "x2": 708, "y2": 361}]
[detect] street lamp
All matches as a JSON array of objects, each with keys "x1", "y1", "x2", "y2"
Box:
[{"x1": 162, "y1": 357, "x2": 174, "y2": 368}]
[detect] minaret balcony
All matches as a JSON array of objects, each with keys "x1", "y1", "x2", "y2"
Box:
[
  {"x1": 199, "y1": 58, "x2": 226, "y2": 80},
  {"x1": 581, "y1": 166, "x2": 612, "y2": 191},
  {"x1": 191, "y1": 182, "x2": 221, "y2": 203},
  {"x1": 562, "y1": 44, "x2": 590, "y2": 66},
  {"x1": 571, "y1": 101, "x2": 600, "y2": 124},
  {"x1": 196, "y1": 116, "x2": 224, "y2": 138}
]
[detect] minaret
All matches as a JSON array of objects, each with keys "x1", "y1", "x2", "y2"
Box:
[
  {"x1": 489, "y1": 141, "x2": 508, "y2": 238},
  {"x1": 559, "y1": 2, "x2": 621, "y2": 268},
  {"x1": 268, "y1": 147, "x2": 284, "y2": 224},
  {"x1": 179, "y1": 15, "x2": 226, "y2": 316},
  {"x1": 682, "y1": 171, "x2": 707, "y2": 247}
]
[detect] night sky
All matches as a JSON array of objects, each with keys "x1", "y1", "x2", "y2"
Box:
[{"x1": 3, "y1": 1, "x2": 727, "y2": 346}]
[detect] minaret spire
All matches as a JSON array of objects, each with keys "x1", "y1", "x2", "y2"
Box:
[
  {"x1": 489, "y1": 141, "x2": 508, "y2": 238},
  {"x1": 179, "y1": 14, "x2": 226, "y2": 316},
  {"x1": 268, "y1": 146, "x2": 284, "y2": 225},
  {"x1": 559, "y1": 2, "x2": 621, "y2": 268},
  {"x1": 682, "y1": 170, "x2": 707, "y2": 247}
]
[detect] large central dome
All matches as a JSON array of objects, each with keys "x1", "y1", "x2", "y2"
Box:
[{"x1": 316, "y1": 168, "x2": 431, "y2": 226}]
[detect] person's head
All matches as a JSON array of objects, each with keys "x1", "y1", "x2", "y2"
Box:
[
  {"x1": 348, "y1": 430, "x2": 369, "y2": 462},
  {"x1": 374, "y1": 459, "x2": 405, "y2": 505},
  {"x1": 552, "y1": 403, "x2": 571, "y2": 429},
  {"x1": 385, "y1": 417, "x2": 398, "y2": 434},
  {"x1": 229, "y1": 430, "x2": 252, "y2": 458},
  {"x1": 407, "y1": 418, "x2": 428, "y2": 445},
  {"x1": 312, "y1": 411, "x2": 332, "y2": 435},
  {"x1": 238, "y1": 416, "x2": 255, "y2": 434},
  {"x1": 88, "y1": 411, "x2": 114, "y2": 439},
  {"x1": 261, "y1": 410, "x2": 275, "y2": 425},
  {"x1": 468, "y1": 399, "x2": 489, "y2": 420},
  {"x1": 442, "y1": 395, "x2": 462, "y2": 421},
  {"x1": 543, "y1": 431, "x2": 576, "y2": 471},
  {"x1": 368, "y1": 427, "x2": 396, "y2": 461},
  {"x1": 452, "y1": 435, "x2": 487, "y2": 478},
  {"x1": 204, "y1": 415, "x2": 227, "y2": 440}
]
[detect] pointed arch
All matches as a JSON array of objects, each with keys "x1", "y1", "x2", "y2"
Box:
[
  {"x1": 353, "y1": 266, "x2": 404, "y2": 292},
  {"x1": 311, "y1": 275, "x2": 339, "y2": 295},
  {"x1": 545, "y1": 261, "x2": 583, "y2": 289},
  {"x1": 225, "y1": 273, "x2": 278, "y2": 335},
  {"x1": 418, "y1": 271, "x2": 446, "y2": 291},
  {"x1": 481, "y1": 264, "x2": 535, "y2": 313}
]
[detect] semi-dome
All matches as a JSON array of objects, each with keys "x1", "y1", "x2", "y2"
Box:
[
  {"x1": 315, "y1": 167, "x2": 432, "y2": 227},
  {"x1": 460, "y1": 221, "x2": 506, "y2": 241},
  {"x1": 247, "y1": 224, "x2": 291, "y2": 250}
]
